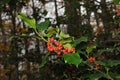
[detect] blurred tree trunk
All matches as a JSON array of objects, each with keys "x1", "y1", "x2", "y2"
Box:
[
  {"x1": 100, "y1": 0, "x2": 113, "y2": 27},
  {"x1": 65, "y1": 0, "x2": 81, "y2": 37},
  {"x1": 9, "y1": 0, "x2": 19, "y2": 79}
]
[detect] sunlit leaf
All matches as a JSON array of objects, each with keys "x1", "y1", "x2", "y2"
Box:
[
  {"x1": 86, "y1": 44, "x2": 96, "y2": 54},
  {"x1": 18, "y1": 13, "x2": 36, "y2": 29},
  {"x1": 45, "y1": 27, "x2": 57, "y2": 37},
  {"x1": 63, "y1": 43, "x2": 72, "y2": 49},
  {"x1": 20, "y1": 33, "x2": 28, "y2": 37},
  {"x1": 60, "y1": 37, "x2": 73, "y2": 44},
  {"x1": 59, "y1": 31, "x2": 70, "y2": 39},
  {"x1": 63, "y1": 53, "x2": 82, "y2": 67}
]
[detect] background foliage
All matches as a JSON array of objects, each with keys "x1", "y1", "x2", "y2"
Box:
[{"x1": 0, "y1": 0, "x2": 120, "y2": 80}]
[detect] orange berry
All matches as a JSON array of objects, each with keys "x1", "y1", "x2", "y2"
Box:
[
  {"x1": 64, "y1": 47, "x2": 68, "y2": 51},
  {"x1": 48, "y1": 38, "x2": 54, "y2": 42},
  {"x1": 47, "y1": 47, "x2": 54, "y2": 51},
  {"x1": 58, "y1": 43, "x2": 62, "y2": 47},
  {"x1": 57, "y1": 52, "x2": 61, "y2": 55},
  {"x1": 62, "y1": 50, "x2": 67, "y2": 54},
  {"x1": 88, "y1": 57, "x2": 96, "y2": 63},
  {"x1": 67, "y1": 50, "x2": 71, "y2": 53},
  {"x1": 57, "y1": 47, "x2": 62, "y2": 50},
  {"x1": 47, "y1": 43, "x2": 51, "y2": 46},
  {"x1": 53, "y1": 47, "x2": 57, "y2": 51},
  {"x1": 116, "y1": 9, "x2": 120, "y2": 15},
  {"x1": 96, "y1": 63, "x2": 100, "y2": 69},
  {"x1": 54, "y1": 41, "x2": 60, "y2": 46},
  {"x1": 92, "y1": 57, "x2": 95, "y2": 61},
  {"x1": 70, "y1": 47, "x2": 75, "y2": 52}
]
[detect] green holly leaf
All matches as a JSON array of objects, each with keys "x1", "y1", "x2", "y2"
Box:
[
  {"x1": 18, "y1": 13, "x2": 36, "y2": 29},
  {"x1": 45, "y1": 27, "x2": 57, "y2": 37},
  {"x1": 82, "y1": 73, "x2": 105, "y2": 80},
  {"x1": 37, "y1": 19, "x2": 50, "y2": 32},
  {"x1": 63, "y1": 43, "x2": 73, "y2": 49},
  {"x1": 98, "y1": 60, "x2": 120, "y2": 67},
  {"x1": 63, "y1": 53, "x2": 82, "y2": 67},
  {"x1": 97, "y1": 48, "x2": 113, "y2": 55},
  {"x1": 113, "y1": 0, "x2": 120, "y2": 4},
  {"x1": 60, "y1": 37, "x2": 73, "y2": 44},
  {"x1": 40, "y1": 52, "x2": 50, "y2": 68},
  {"x1": 86, "y1": 44, "x2": 96, "y2": 54},
  {"x1": 109, "y1": 72, "x2": 120, "y2": 79},
  {"x1": 72, "y1": 36, "x2": 88, "y2": 47},
  {"x1": 59, "y1": 31, "x2": 70, "y2": 39},
  {"x1": 21, "y1": 33, "x2": 28, "y2": 37}
]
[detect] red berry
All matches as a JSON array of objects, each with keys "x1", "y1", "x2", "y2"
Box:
[
  {"x1": 116, "y1": 9, "x2": 120, "y2": 15},
  {"x1": 57, "y1": 47, "x2": 62, "y2": 50},
  {"x1": 57, "y1": 52, "x2": 61, "y2": 55},
  {"x1": 47, "y1": 43, "x2": 51, "y2": 46},
  {"x1": 54, "y1": 41, "x2": 60, "y2": 46},
  {"x1": 47, "y1": 44, "x2": 52, "y2": 49},
  {"x1": 62, "y1": 50, "x2": 67, "y2": 54},
  {"x1": 92, "y1": 57, "x2": 95, "y2": 61},
  {"x1": 64, "y1": 47, "x2": 68, "y2": 51},
  {"x1": 53, "y1": 47, "x2": 57, "y2": 51},
  {"x1": 48, "y1": 38, "x2": 54, "y2": 42},
  {"x1": 67, "y1": 50, "x2": 71, "y2": 53},
  {"x1": 88, "y1": 57, "x2": 96, "y2": 63},
  {"x1": 96, "y1": 63, "x2": 100, "y2": 69},
  {"x1": 58, "y1": 43, "x2": 62, "y2": 48},
  {"x1": 70, "y1": 47, "x2": 75, "y2": 52},
  {"x1": 47, "y1": 47, "x2": 54, "y2": 51}
]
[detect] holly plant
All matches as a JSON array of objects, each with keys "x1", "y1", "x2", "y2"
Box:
[
  {"x1": 18, "y1": 13, "x2": 83, "y2": 67},
  {"x1": 18, "y1": 13, "x2": 120, "y2": 80}
]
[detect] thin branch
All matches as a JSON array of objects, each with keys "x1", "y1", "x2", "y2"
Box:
[{"x1": 54, "y1": 0, "x2": 59, "y2": 27}]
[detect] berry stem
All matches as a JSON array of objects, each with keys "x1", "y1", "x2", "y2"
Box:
[{"x1": 34, "y1": 29, "x2": 47, "y2": 42}]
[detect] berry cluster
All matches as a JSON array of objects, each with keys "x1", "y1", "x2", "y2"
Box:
[
  {"x1": 47, "y1": 38, "x2": 75, "y2": 55},
  {"x1": 88, "y1": 56, "x2": 100, "y2": 69},
  {"x1": 88, "y1": 57, "x2": 96, "y2": 63},
  {"x1": 116, "y1": 9, "x2": 120, "y2": 15}
]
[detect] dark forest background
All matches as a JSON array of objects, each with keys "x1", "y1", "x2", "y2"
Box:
[{"x1": 0, "y1": 0, "x2": 120, "y2": 80}]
